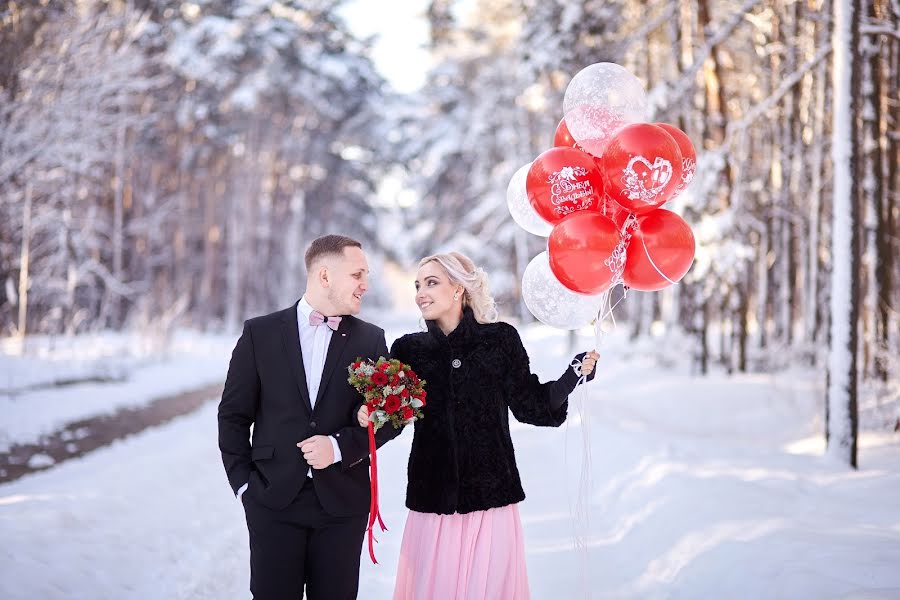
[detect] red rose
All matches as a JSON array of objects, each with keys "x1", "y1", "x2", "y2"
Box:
[
  {"x1": 378, "y1": 362, "x2": 391, "y2": 372},
  {"x1": 371, "y1": 372, "x2": 389, "y2": 386},
  {"x1": 400, "y1": 388, "x2": 409, "y2": 399},
  {"x1": 366, "y1": 400, "x2": 378, "y2": 411},
  {"x1": 390, "y1": 373, "x2": 400, "y2": 386},
  {"x1": 401, "y1": 406, "x2": 414, "y2": 420},
  {"x1": 384, "y1": 395, "x2": 401, "y2": 413}
]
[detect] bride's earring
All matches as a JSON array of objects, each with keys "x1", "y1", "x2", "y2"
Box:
[{"x1": 453, "y1": 292, "x2": 459, "y2": 301}]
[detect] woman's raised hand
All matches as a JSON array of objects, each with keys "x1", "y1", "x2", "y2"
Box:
[
  {"x1": 357, "y1": 404, "x2": 369, "y2": 427},
  {"x1": 579, "y1": 350, "x2": 599, "y2": 376}
]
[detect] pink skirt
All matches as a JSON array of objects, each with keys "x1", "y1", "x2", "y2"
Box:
[{"x1": 393, "y1": 504, "x2": 530, "y2": 600}]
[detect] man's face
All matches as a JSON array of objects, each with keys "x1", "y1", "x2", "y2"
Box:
[{"x1": 324, "y1": 246, "x2": 369, "y2": 315}]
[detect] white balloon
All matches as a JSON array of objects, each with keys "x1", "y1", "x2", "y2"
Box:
[
  {"x1": 506, "y1": 162, "x2": 552, "y2": 237},
  {"x1": 563, "y1": 63, "x2": 648, "y2": 157},
  {"x1": 522, "y1": 251, "x2": 602, "y2": 330}
]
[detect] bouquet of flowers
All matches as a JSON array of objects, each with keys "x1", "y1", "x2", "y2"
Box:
[
  {"x1": 347, "y1": 356, "x2": 426, "y2": 564},
  {"x1": 348, "y1": 357, "x2": 426, "y2": 431}
]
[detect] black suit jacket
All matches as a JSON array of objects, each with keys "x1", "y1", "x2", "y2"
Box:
[{"x1": 218, "y1": 301, "x2": 401, "y2": 515}]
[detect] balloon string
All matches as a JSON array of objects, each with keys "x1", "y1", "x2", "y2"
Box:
[
  {"x1": 575, "y1": 239, "x2": 632, "y2": 598},
  {"x1": 638, "y1": 227, "x2": 678, "y2": 285},
  {"x1": 567, "y1": 213, "x2": 638, "y2": 599},
  {"x1": 567, "y1": 356, "x2": 593, "y2": 599},
  {"x1": 592, "y1": 286, "x2": 630, "y2": 351},
  {"x1": 595, "y1": 288, "x2": 628, "y2": 335}
]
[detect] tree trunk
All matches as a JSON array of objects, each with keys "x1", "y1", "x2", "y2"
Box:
[
  {"x1": 738, "y1": 267, "x2": 750, "y2": 372},
  {"x1": 859, "y1": 13, "x2": 882, "y2": 378},
  {"x1": 866, "y1": 0, "x2": 892, "y2": 381},
  {"x1": 883, "y1": 18, "x2": 898, "y2": 378},
  {"x1": 281, "y1": 192, "x2": 306, "y2": 307},
  {"x1": 806, "y1": 48, "x2": 828, "y2": 351},
  {"x1": 17, "y1": 181, "x2": 32, "y2": 339},
  {"x1": 826, "y1": 0, "x2": 861, "y2": 468},
  {"x1": 112, "y1": 94, "x2": 126, "y2": 328},
  {"x1": 225, "y1": 192, "x2": 243, "y2": 331},
  {"x1": 757, "y1": 220, "x2": 770, "y2": 350},
  {"x1": 699, "y1": 299, "x2": 709, "y2": 375}
]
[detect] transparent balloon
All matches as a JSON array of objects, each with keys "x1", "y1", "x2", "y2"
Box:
[
  {"x1": 522, "y1": 252, "x2": 602, "y2": 330},
  {"x1": 563, "y1": 63, "x2": 648, "y2": 157},
  {"x1": 507, "y1": 162, "x2": 552, "y2": 236}
]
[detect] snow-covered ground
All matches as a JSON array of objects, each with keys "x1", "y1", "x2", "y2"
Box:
[
  {"x1": 0, "y1": 321, "x2": 898, "y2": 599},
  {"x1": 0, "y1": 330, "x2": 234, "y2": 452}
]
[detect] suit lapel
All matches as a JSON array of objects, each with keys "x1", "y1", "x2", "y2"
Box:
[
  {"x1": 280, "y1": 303, "x2": 313, "y2": 414},
  {"x1": 314, "y1": 316, "x2": 352, "y2": 409}
]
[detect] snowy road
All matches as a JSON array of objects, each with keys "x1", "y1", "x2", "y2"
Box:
[{"x1": 1, "y1": 327, "x2": 899, "y2": 599}]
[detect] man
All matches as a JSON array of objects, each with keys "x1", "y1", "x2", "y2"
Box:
[{"x1": 218, "y1": 234, "x2": 401, "y2": 599}]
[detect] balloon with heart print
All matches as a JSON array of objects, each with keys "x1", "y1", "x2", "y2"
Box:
[
  {"x1": 563, "y1": 63, "x2": 648, "y2": 157},
  {"x1": 601, "y1": 123, "x2": 683, "y2": 215},
  {"x1": 655, "y1": 123, "x2": 696, "y2": 199},
  {"x1": 553, "y1": 117, "x2": 576, "y2": 147},
  {"x1": 507, "y1": 162, "x2": 553, "y2": 236},
  {"x1": 623, "y1": 209, "x2": 695, "y2": 291},
  {"x1": 548, "y1": 211, "x2": 622, "y2": 295},
  {"x1": 526, "y1": 147, "x2": 606, "y2": 225}
]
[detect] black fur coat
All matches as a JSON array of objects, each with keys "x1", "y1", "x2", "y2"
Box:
[{"x1": 390, "y1": 307, "x2": 592, "y2": 515}]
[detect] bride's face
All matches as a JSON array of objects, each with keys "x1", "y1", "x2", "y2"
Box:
[{"x1": 415, "y1": 261, "x2": 461, "y2": 321}]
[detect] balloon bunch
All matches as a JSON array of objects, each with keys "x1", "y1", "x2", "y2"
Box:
[{"x1": 508, "y1": 63, "x2": 698, "y2": 330}]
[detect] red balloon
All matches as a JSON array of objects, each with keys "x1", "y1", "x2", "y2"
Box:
[
  {"x1": 655, "y1": 123, "x2": 696, "y2": 199},
  {"x1": 527, "y1": 147, "x2": 606, "y2": 225},
  {"x1": 553, "y1": 118, "x2": 576, "y2": 147},
  {"x1": 589, "y1": 156, "x2": 630, "y2": 230},
  {"x1": 623, "y1": 209, "x2": 695, "y2": 291},
  {"x1": 601, "y1": 123, "x2": 683, "y2": 215},
  {"x1": 548, "y1": 212, "x2": 622, "y2": 295},
  {"x1": 599, "y1": 193, "x2": 629, "y2": 231}
]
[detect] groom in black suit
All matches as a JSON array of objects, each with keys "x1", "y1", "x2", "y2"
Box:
[{"x1": 218, "y1": 234, "x2": 400, "y2": 599}]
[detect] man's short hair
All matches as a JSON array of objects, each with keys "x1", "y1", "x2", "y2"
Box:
[{"x1": 304, "y1": 234, "x2": 363, "y2": 271}]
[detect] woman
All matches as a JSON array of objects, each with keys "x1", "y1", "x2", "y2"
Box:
[{"x1": 358, "y1": 252, "x2": 598, "y2": 600}]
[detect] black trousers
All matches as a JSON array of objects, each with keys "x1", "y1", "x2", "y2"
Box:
[{"x1": 242, "y1": 477, "x2": 368, "y2": 600}]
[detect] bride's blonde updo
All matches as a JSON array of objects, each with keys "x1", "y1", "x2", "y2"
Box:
[{"x1": 418, "y1": 252, "x2": 499, "y2": 324}]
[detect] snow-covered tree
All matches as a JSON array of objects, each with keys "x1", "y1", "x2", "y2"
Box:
[{"x1": 0, "y1": 0, "x2": 397, "y2": 335}]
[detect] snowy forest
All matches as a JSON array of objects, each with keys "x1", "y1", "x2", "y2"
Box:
[
  {"x1": 2, "y1": 0, "x2": 899, "y2": 439},
  {"x1": 2, "y1": 2, "x2": 900, "y2": 597}
]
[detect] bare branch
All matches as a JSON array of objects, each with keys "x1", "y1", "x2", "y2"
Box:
[{"x1": 860, "y1": 23, "x2": 900, "y2": 40}]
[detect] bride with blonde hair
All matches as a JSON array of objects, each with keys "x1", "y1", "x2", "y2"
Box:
[{"x1": 358, "y1": 251, "x2": 599, "y2": 599}]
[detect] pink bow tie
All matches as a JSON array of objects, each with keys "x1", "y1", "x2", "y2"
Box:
[{"x1": 309, "y1": 310, "x2": 341, "y2": 331}]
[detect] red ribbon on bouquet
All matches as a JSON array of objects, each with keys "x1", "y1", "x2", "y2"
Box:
[
  {"x1": 366, "y1": 422, "x2": 387, "y2": 564},
  {"x1": 347, "y1": 357, "x2": 426, "y2": 564}
]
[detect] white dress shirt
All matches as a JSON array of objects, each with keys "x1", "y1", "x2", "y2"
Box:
[{"x1": 237, "y1": 296, "x2": 343, "y2": 499}]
